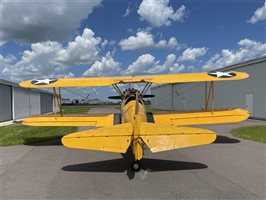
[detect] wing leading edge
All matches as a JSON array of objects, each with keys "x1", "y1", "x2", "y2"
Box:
[
  {"x1": 153, "y1": 108, "x2": 249, "y2": 126},
  {"x1": 19, "y1": 71, "x2": 248, "y2": 88},
  {"x1": 22, "y1": 114, "x2": 115, "y2": 127}
]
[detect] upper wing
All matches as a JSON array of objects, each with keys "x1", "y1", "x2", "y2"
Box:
[
  {"x1": 62, "y1": 123, "x2": 132, "y2": 153},
  {"x1": 152, "y1": 108, "x2": 249, "y2": 126},
  {"x1": 140, "y1": 122, "x2": 216, "y2": 153},
  {"x1": 23, "y1": 114, "x2": 116, "y2": 127},
  {"x1": 19, "y1": 71, "x2": 248, "y2": 88}
]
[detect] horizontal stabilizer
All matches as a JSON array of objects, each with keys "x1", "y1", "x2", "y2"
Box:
[
  {"x1": 140, "y1": 122, "x2": 216, "y2": 153},
  {"x1": 62, "y1": 123, "x2": 133, "y2": 153},
  {"x1": 23, "y1": 114, "x2": 114, "y2": 127},
  {"x1": 153, "y1": 108, "x2": 249, "y2": 126}
]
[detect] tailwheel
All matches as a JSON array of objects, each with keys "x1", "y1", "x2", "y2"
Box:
[{"x1": 131, "y1": 160, "x2": 141, "y2": 172}]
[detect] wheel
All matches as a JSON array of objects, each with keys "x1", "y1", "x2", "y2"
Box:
[{"x1": 131, "y1": 161, "x2": 141, "y2": 172}]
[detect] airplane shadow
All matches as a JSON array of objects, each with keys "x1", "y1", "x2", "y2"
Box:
[
  {"x1": 213, "y1": 135, "x2": 240, "y2": 143},
  {"x1": 25, "y1": 138, "x2": 63, "y2": 146},
  {"x1": 62, "y1": 158, "x2": 207, "y2": 179},
  {"x1": 25, "y1": 135, "x2": 240, "y2": 146}
]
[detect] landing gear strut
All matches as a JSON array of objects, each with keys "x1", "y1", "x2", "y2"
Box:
[{"x1": 131, "y1": 160, "x2": 141, "y2": 172}]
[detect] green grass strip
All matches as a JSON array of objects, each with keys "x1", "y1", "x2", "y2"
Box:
[
  {"x1": 0, "y1": 125, "x2": 77, "y2": 146},
  {"x1": 231, "y1": 125, "x2": 266, "y2": 143}
]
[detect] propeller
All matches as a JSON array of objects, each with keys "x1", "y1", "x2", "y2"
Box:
[{"x1": 108, "y1": 94, "x2": 155, "y2": 99}]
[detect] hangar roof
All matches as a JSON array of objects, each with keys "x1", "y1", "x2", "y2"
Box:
[
  {"x1": 0, "y1": 79, "x2": 53, "y2": 95},
  {"x1": 209, "y1": 56, "x2": 266, "y2": 72},
  {"x1": 151, "y1": 56, "x2": 266, "y2": 89}
]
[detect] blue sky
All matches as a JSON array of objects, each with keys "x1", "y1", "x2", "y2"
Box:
[{"x1": 0, "y1": 0, "x2": 265, "y2": 100}]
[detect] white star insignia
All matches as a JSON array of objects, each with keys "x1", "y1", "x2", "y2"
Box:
[
  {"x1": 208, "y1": 71, "x2": 235, "y2": 78},
  {"x1": 31, "y1": 78, "x2": 57, "y2": 85}
]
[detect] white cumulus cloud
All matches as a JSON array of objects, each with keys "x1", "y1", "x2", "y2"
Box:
[
  {"x1": 124, "y1": 53, "x2": 186, "y2": 75},
  {"x1": 56, "y1": 29, "x2": 101, "y2": 66},
  {"x1": 247, "y1": 1, "x2": 266, "y2": 24},
  {"x1": 83, "y1": 52, "x2": 121, "y2": 77},
  {"x1": 137, "y1": 0, "x2": 186, "y2": 27},
  {"x1": 119, "y1": 31, "x2": 154, "y2": 50},
  {"x1": 202, "y1": 39, "x2": 266, "y2": 70},
  {"x1": 119, "y1": 31, "x2": 180, "y2": 51},
  {"x1": 1, "y1": 28, "x2": 103, "y2": 81},
  {"x1": 0, "y1": 0, "x2": 102, "y2": 44},
  {"x1": 178, "y1": 47, "x2": 208, "y2": 62},
  {"x1": 124, "y1": 54, "x2": 159, "y2": 75}
]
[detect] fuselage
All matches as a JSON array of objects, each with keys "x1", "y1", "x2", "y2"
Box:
[{"x1": 120, "y1": 89, "x2": 147, "y2": 161}]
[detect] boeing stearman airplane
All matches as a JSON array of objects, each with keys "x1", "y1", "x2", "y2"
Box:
[{"x1": 20, "y1": 71, "x2": 249, "y2": 171}]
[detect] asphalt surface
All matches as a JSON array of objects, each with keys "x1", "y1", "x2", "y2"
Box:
[{"x1": 1, "y1": 109, "x2": 265, "y2": 199}]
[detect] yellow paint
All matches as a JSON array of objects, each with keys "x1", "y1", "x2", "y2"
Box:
[
  {"x1": 22, "y1": 115, "x2": 114, "y2": 127},
  {"x1": 62, "y1": 123, "x2": 132, "y2": 153},
  {"x1": 121, "y1": 96, "x2": 147, "y2": 160},
  {"x1": 140, "y1": 122, "x2": 216, "y2": 153},
  {"x1": 19, "y1": 71, "x2": 250, "y2": 163},
  {"x1": 19, "y1": 71, "x2": 249, "y2": 88},
  {"x1": 153, "y1": 108, "x2": 249, "y2": 126}
]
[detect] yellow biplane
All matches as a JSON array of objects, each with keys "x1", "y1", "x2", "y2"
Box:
[{"x1": 20, "y1": 71, "x2": 249, "y2": 171}]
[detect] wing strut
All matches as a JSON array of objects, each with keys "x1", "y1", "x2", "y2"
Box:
[
  {"x1": 52, "y1": 87, "x2": 63, "y2": 117},
  {"x1": 205, "y1": 81, "x2": 214, "y2": 113},
  {"x1": 141, "y1": 82, "x2": 152, "y2": 96},
  {"x1": 112, "y1": 84, "x2": 123, "y2": 97}
]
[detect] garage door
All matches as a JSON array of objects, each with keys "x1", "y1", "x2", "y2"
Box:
[
  {"x1": 0, "y1": 84, "x2": 12, "y2": 122},
  {"x1": 41, "y1": 93, "x2": 53, "y2": 114}
]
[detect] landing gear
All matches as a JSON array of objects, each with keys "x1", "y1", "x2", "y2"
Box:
[{"x1": 131, "y1": 160, "x2": 141, "y2": 172}]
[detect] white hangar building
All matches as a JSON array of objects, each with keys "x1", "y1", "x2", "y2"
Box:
[
  {"x1": 0, "y1": 79, "x2": 53, "y2": 122},
  {"x1": 151, "y1": 57, "x2": 266, "y2": 120}
]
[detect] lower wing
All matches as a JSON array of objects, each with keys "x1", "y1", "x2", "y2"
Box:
[
  {"x1": 22, "y1": 114, "x2": 117, "y2": 127},
  {"x1": 62, "y1": 123, "x2": 132, "y2": 153},
  {"x1": 140, "y1": 122, "x2": 216, "y2": 153},
  {"x1": 152, "y1": 108, "x2": 249, "y2": 126}
]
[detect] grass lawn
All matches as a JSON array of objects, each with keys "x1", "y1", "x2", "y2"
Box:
[
  {"x1": 61, "y1": 104, "x2": 168, "y2": 114},
  {"x1": 145, "y1": 105, "x2": 170, "y2": 113},
  {"x1": 62, "y1": 104, "x2": 120, "y2": 114},
  {"x1": 62, "y1": 105, "x2": 91, "y2": 114},
  {"x1": 231, "y1": 125, "x2": 266, "y2": 143},
  {"x1": 0, "y1": 104, "x2": 166, "y2": 146},
  {"x1": 0, "y1": 125, "x2": 77, "y2": 146}
]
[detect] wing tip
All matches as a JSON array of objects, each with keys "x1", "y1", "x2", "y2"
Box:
[
  {"x1": 19, "y1": 81, "x2": 28, "y2": 88},
  {"x1": 237, "y1": 71, "x2": 249, "y2": 79}
]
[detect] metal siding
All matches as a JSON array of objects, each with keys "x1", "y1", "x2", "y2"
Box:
[
  {"x1": 29, "y1": 90, "x2": 41, "y2": 116},
  {"x1": 173, "y1": 82, "x2": 205, "y2": 111},
  {"x1": 40, "y1": 93, "x2": 47, "y2": 114},
  {"x1": 46, "y1": 94, "x2": 53, "y2": 112},
  {"x1": 40, "y1": 93, "x2": 53, "y2": 113},
  {"x1": 0, "y1": 84, "x2": 12, "y2": 122},
  {"x1": 214, "y1": 62, "x2": 266, "y2": 119},
  {"x1": 13, "y1": 87, "x2": 30, "y2": 119},
  {"x1": 151, "y1": 84, "x2": 173, "y2": 110},
  {"x1": 151, "y1": 61, "x2": 266, "y2": 119}
]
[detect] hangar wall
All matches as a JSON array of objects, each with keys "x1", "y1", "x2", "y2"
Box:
[
  {"x1": 0, "y1": 83, "x2": 12, "y2": 121},
  {"x1": 30, "y1": 90, "x2": 41, "y2": 116},
  {"x1": 151, "y1": 57, "x2": 266, "y2": 120},
  {"x1": 151, "y1": 84, "x2": 173, "y2": 110},
  {"x1": 0, "y1": 79, "x2": 53, "y2": 122},
  {"x1": 40, "y1": 93, "x2": 53, "y2": 114}
]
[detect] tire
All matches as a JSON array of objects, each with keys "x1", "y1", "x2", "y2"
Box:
[{"x1": 131, "y1": 161, "x2": 141, "y2": 172}]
